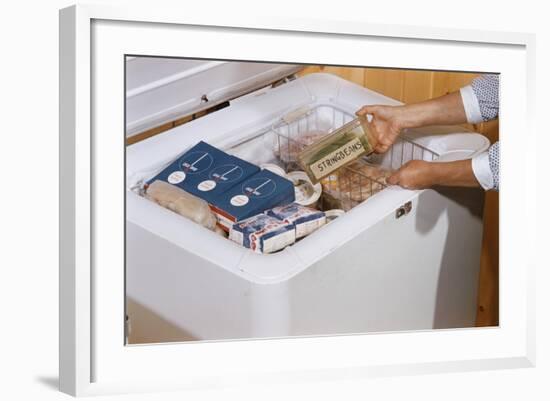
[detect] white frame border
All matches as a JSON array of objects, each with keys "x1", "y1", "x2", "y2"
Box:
[{"x1": 59, "y1": 4, "x2": 536, "y2": 397}]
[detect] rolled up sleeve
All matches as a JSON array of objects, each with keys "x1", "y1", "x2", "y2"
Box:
[
  {"x1": 460, "y1": 74, "x2": 500, "y2": 123},
  {"x1": 461, "y1": 74, "x2": 500, "y2": 191},
  {"x1": 460, "y1": 85, "x2": 484, "y2": 124},
  {"x1": 472, "y1": 151, "x2": 494, "y2": 190},
  {"x1": 471, "y1": 141, "x2": 499, "y2": 191}
]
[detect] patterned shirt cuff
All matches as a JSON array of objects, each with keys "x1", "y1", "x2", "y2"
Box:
[
  {"x1": 471, "y1": 151, "x2": 494, "y2": 190},
  {"x1": 460, "y1": 85, "x2": 484, "y2": 124}
]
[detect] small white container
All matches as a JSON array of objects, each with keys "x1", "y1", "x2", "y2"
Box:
[
  {"x1": 260, "y1": 163, "x2": 287, "y2": 177},
  {"x1": 286, "y1": 171, "x2": 322, "y2": 207},
  {"x1": 325, "y1": 209, "x2": 345, "y2": 223}
]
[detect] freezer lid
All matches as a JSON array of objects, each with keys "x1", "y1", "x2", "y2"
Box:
[{"x1": 126, "y1": 57, "x2": 303, "y2": 138}]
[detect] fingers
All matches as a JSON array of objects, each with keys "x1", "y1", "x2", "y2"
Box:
[
  {"x1": 387, "y1": 161, "x2": 429, "y2": 189},
  {"x1": 355, "y1": 105, "x2": 378, "y2": 117},
  {"x1": 373, "y1": 143, "x2": 390, "y2": 154},
  {"x1": 387, "y1": 170, "x2": 400, "y2": 186},
  {"x1": 387, "y1": 160, "x2": 413, "y2": 186}
]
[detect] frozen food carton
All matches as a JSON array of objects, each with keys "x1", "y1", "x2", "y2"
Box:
[
  {"x1": 229, "y1": 214, "x2": 295, "y2": 254},
  {"x1": 266, "y1": 203, "x2": 326, "y2": 238},
  {"x1": 210, "y1": 169, "x2": 295, "y2": 231},
  {"x1": 146, "y1": 141, "x2": 260, "y2": 204}
]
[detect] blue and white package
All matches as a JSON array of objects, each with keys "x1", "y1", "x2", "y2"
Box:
[
  {"x1": 266, "y1": 203, "x2": 326, "y2": 238},
  {"x1": 210, "y1": 169, "x2": 295, "y2": 231},
  {"x1": 229, "y1": 214, "x2": 295, "y2": 254},
  {"x1": 146, "y1": 141, "x2": 259, "y2": 204}
]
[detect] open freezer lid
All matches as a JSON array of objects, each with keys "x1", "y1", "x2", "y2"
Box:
[{"x1": 125, "y1": 57, "x2": 303, "y2": 138}]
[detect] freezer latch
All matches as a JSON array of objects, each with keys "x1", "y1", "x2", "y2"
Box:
[{"x1": 395, "y1": 201, "x2": 412, "y2": 219}]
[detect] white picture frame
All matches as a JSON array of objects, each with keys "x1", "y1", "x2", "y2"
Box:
[{"x1": 59, "y1": 3, "x2": 536, "y2": 397}]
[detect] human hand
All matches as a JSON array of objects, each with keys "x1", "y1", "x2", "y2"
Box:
[
  {"x1": 355, "y1": 105, "x2": 405, "y2": 154},
  {"x1": 387, "y1": 160, "x2": 438, "y2": 190}
]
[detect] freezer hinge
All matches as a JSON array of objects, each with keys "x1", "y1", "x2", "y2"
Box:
[
  {"x1": 271, "y1": 73, "x2": 298, "y2": 88},
  {"x1": 395, "y1": 201, "x2": 412, "y2": 219}
]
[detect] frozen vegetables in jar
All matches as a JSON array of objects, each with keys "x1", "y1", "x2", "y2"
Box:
[{"x1": 298, "y1": 117, "x2": 376, "y2": 183}]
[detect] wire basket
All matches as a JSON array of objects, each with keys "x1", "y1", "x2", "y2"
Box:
[{"x1": 271, "y1": 104, "x2": 439, "y2": 210}]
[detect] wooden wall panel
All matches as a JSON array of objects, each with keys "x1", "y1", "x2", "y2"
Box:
[
  {"x1": 324, "y1": 66, "x2": 365, "y2": 86},
  {"x1": 297, "y1": 65, "x2": 323, "y2": 76},
  {"x1": 476, "y1": 190, "x2": 499, "y2": 326},
  {"x1": 364, "y1": 68, "x2": 405, "y2": 101},
  {"x1": 432, "y1": 71, "x2": 479, "y2": 97},
  {"x1": 402, "y1": 70, "x2": 434, "y2": 104},
  {"x1": 478, "y1": 119, "x2": 500, "y2": 144}
]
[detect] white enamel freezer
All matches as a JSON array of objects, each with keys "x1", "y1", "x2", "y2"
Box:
[{"x1": 125, "y1": 59, "x2": 489, "y2": 343}]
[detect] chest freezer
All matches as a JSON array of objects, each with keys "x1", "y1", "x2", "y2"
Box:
[{"x1": 126, "y1": 63, "x2": 489, "y2": 343}]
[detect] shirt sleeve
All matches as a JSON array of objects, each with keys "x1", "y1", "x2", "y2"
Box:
[
  {"x1": 471, "y1": 141, "x2": 499, "y2": 191},
  {"x1": 487, "y1": 141, "x2": 500, "y2": 190},
  {"x1": 460, "y1": 74, "x2": 500, "y2": 124}
]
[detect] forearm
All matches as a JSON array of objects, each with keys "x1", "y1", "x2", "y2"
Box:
[
  {"x1": 396, "y1": 91, "x2": 468, "y2": 129},
  {"x1": 431, "y1": 159, "x2": 480, "y2": 188}
]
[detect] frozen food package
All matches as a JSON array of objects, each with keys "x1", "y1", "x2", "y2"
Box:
[
  {"x1": 146, "y1": 141, "x2": 260, "y2": 204},
  {"x1": 298, "y1": 117, "x2": 376, "y2": 183},
  {"x1": 266, "y1": 203, "x2": 326, "y2": 239},
  {"x1": 210, "y1": 169, "x2": 295, "y2": 231},
  {"x1": 145, "y1": 180, "x2": 217, "y2": 231},
  {"x1": 229, "y1": 214, "x2": 295, "y2": 254}
]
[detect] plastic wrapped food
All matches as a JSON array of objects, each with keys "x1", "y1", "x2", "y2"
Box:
[
  {"x1": 298, "y1": 118, "x2": 376, "y2": 183},
  {"x1": 145, "y1": 180, "x2": 217, "y2": 231}
]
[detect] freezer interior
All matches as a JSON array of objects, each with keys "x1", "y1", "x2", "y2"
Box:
[
  {"x1": 129, "y1": 98, "x2": 444, "y2": 212},
  {"x1": 128, "y1": 100, "x2": 443, "y2": 258}
]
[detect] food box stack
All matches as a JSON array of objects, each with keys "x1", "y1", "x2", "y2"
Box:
[
  {"x1": 146, "y1": 141, "x2": 260, "y2": 205},
  {"x1": 210, "y1": 169, "x2": 295, "y2": 231},
  {"x1": 146, "y1": 141, "x2": 296, "y2": 233},
  {"x1": 145, "y1": 141, "x2": 331, "y2": 254}
]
